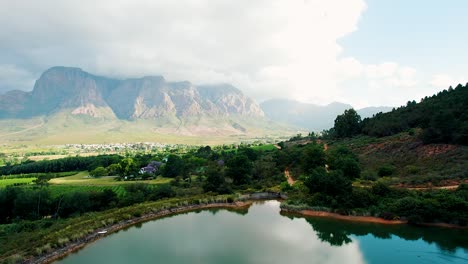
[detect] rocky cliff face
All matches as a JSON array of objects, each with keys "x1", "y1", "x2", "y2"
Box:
[{"x1": 0, "y1": 67, "x2": 264, "y2": 120}]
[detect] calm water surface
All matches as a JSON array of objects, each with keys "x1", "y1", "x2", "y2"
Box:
[{"x1": 58, "y1": 201, "x2": 468, "y2": 264}]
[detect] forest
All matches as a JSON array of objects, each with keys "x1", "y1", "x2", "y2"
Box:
[
  {"x1": 0, "y1": 145, "x2": 284, "y2": 224},
  {"x1": 325, "y1": 83, "x2": 468, "y2": 145}
]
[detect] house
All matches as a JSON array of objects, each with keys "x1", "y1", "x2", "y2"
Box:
[
  {"x1": 139, "y1": 166, "x2": 156, "y2": 175},
  {"x1": 139, "y1": 161, "x2": 163, "y2": 175}
]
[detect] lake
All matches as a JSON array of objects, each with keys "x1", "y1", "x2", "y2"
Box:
[{"x1": 57, "y1": 200, "x2": 468, "y2": 264}]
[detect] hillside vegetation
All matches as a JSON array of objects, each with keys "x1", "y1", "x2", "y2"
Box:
[
  {"x1": 329, "y1": 133, "x2": 468, "y2": 187},
  {"x1": 326, "y1": 83, "x2": 468, "y2": 145},
  {"x1": 362, "y1": 84, "x2": 468, "y2": 145}
]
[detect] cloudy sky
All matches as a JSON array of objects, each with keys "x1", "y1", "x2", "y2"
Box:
[{"x1": 0, "y1": 0, "x2": 467, "y2": 108}]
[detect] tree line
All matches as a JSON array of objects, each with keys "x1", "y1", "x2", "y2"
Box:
[
  {"x1": 325, "y1": 83, "x2": 468, "y2": 145},
  {"x1": 0, "y1": 145, "x2": 286, "y2": 223}
]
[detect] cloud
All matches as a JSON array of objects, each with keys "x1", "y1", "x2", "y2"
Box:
[
  {"x1": 430, "y1": 74, "x2": 466, "y2": 89},
  {"x1": 0, "y1": 0, "x2": 368, "y2": 99},
  {"x1": 333, "y1": 58, "x2": 422, "y2": 108},
  {"x1": 1, "y1": 0, "x2": 453, "y2": 108},
  {"x1": 0, "y1": 64, "x2": 36, "y2": 93}
]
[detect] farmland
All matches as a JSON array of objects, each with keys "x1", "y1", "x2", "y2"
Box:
[{"x1": 0, "y1": 177, "x2": 36, "y2": 188}]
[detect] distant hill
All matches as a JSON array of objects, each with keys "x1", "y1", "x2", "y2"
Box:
[
  {"x1": 260, "y1": 99, "x2": 392, "y2": 131},
  {"x1": 0, "y1": 67, "x2": 295, "y2": 144}
]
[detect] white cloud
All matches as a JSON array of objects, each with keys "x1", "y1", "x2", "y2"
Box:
[
  {"x1": 0, "y1": 0, "x2": 368, "y2": 101},
  {"x1": 0, "y1": 0, "x2": 457, "y2": 108},
  {"x1": 333, "y1": 58, "x2": 422, "y2": 108},
  {"x1": 430, "y1": 74, "x2": 466, "y2": 88},
  {"x1": 0, "y1": 64, "x2": 36, "y2": 93}
]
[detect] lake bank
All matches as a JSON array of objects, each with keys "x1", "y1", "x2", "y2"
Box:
[
  {"x1": 28, "y1": 201, "x2": 253, "y2": 264},
  {"x1": 49, "y1": 200, "x2": 468, "y2": 264},
  {"x1": 21, "y1": 192, "x2": 467, "y2": 264},
  {"x1": 281, "y1": 208, "x2": 406, "y2": 224},
  {"x1": 281, "y1": 208, "x2": 468, "y2": 229}
]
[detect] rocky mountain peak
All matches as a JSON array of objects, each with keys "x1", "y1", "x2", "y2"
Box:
[{"x1": 0, "y1": 67, "x2": 264, "y2": 120}]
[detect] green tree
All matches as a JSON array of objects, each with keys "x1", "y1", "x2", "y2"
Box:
[
  {"x1": 333, "y1": 109, "x2": 362, "y2": 138},
  {"x1": 119, "y1": 158, "x2": 138, "y2": 176},
  {"x1": 226, "y1": 154, "x2": 253, "y2": 185},
  {"x1": 106, "y1": 163, "x2": 122, "y2": 176},
  {"x1": 304, "y1": 168, "x2": 352, "y2": 198},
  {"x1": 151, "y1": 184, "x2": 176, "y2": 200},
  {"x1": 203, "y1": 163, "x2": 231, "y2": 193},
  {"x1": 162, "y1": 155, "x2": 185, "y2": 178},
  {"x1": 332, "y1": 157, "x2": 361, "y2": 180},
  {"x1": 301, "y1": 143, "x2": 326, "y2": 173},
  {"x1": 90, "y1": 166, "x2": 107, "y2": 177}
]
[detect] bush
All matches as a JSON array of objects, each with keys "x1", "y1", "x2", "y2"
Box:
[
  {"x1": 407, "y1": 215, "x2": 423, "y2": 225},
  {"x1": 280, "y1": 181, "x2": 292, "y2": 192},
  {"x1": 90, "y1": 166, "x2": 108, "y2": 177},
  {"x1": 378, "y1": 165, "x2": 396, "y2": 177},
  {"x1": 361, "y1": 170, "x2": 377, "y2": 181},
  {"x1": 379, "y1": 211, "x2": 397, "y2": 220},
  {"x1": 405, "y1": 165, "x2": 420, "y2": 175}
]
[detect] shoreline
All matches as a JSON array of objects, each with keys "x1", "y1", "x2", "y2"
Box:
[
  {"x1": 282, "y1": 209, "x2": 406, "y2": 224},
  {"x1": 28, "y1": 201, "x2": 253, "y2": 264},
  {"x1": 281, "y1": 208, "x2": 468, "y2": 229},
  {"x1": 23, "y1": 198, "x2": 467, "y2": 263}
]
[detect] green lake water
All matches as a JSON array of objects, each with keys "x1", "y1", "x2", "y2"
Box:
[{"x1": 57, "y1": 200, "x2": 468, "y2": 264}]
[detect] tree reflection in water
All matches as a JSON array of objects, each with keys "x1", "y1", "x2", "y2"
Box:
[{"x1": 297, "y1": 215, "x2": 468, "y2": 253}]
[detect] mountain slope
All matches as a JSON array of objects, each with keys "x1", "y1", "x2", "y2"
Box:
[
  {"x1": 0, "y1": 67, "x2": 265, "y2": 122},
  {"x1": 0, "y1": 67, "x2": 295, "y2": 143},
  {"x1": 260, "y1": 99, "x2": 392, "y2": 131},
  {"x1": 361, "y1": 83, "x2": 468, "y2": 145}
]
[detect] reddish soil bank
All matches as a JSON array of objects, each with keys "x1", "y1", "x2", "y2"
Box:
[
  {"x1": 287, "y1": 209, "x2": 406, "y2": 225},
  {"x1": 282, "y1": 209, "x2": 468, "y2": 229}
]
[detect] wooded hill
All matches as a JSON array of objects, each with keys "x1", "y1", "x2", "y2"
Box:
[
  {"x1": 327, "y1": 83, "x2": 468, "y2": 145},
  {"x1": 361, "y1": 83, "x2": 468, "y2": 145}
]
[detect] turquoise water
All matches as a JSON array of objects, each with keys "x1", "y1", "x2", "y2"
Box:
[{"x1": 58, "y1": 201, "x2": 468, "y2": 264}]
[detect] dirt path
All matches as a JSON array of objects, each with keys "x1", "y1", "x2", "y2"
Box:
[
  {"x1": 406, "y1": 185, "x2": 460, "y2": 191},
  {"x1": 284, "y1": 168, "x2": 295, "y2": 186}
]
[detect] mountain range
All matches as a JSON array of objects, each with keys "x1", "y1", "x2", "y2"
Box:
[
  {"x1": 0, "y1": 67, "x2": 287, "y2": 144},
  {"x1": 260, "y1": 99, "x2": 392, "y2": 131},
  {"x1": 0, "y1": 66, "x2": 392, "y2": 143},
  {"x1": 0, "y1": 66, "x2": 263, "y2": 120}
]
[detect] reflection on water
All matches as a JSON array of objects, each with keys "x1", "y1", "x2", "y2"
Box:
[
  {"x1": 58, "y1": 201, "x2": 467, "y2": 264},
  {"x1": 296, "y1": 215, "x2": 468, "y2": 252}
]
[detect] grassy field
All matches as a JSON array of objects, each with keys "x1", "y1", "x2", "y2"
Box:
[
  {"x1": 47, "y1": 185, "x2": 127, "y2": 198},
  {"x1": 45, "y1": 171, "x2": 173, "y2": 197},
  {"x1": 0, "y1": 112, "x2": 297, "y2": 146},
  {"x1": 0, "y1": 177, "x2": 36, "y2": 188},
  {"x1": 0, "y1": 171, "x2": 174, "y2": 196},
  {"x1": 251, "y1": 144, "x2": 278, "y2": 151},
  {"x1": 48, "y1": 172, "x2": 172, "y2": 186}
]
